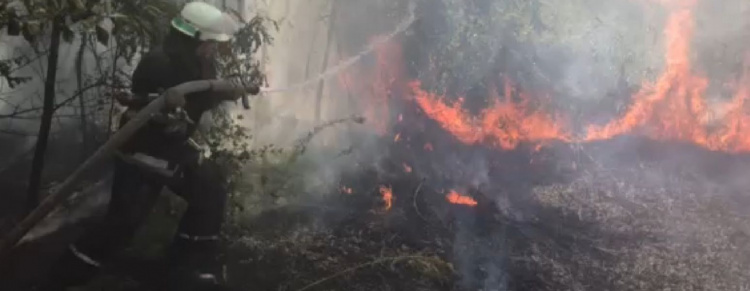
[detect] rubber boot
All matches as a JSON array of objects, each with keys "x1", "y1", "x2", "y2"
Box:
[{"x1": 166, "y1": 236, "x2": 231, "y2": 291}]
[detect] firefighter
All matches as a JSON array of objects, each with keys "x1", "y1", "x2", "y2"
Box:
[{"x1": 39, "y1": 2, "x2": 251, "y2": 290}]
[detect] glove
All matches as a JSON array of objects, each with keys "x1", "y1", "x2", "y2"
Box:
[{"x1": 246, "y1": 85, "x2": 260, "y2": 95}]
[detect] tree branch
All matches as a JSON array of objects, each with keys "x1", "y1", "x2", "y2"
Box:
[
  {"x1": 0, "y1": 128, "x2": 37, "y2": 137},
  {"x1": 0, "y1": 80, "x2": 106, "y2": 119}
]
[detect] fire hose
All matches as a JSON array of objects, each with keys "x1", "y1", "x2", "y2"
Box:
[
  {"x1": 258, "y1": 3, "x2": 416, "y2": 94},
  {"x1": 0, "y1": 5, "x2": 418, "y2": 263},
  {"x1": 0, "y1": 80, "x2": 258, "y2": 263}
]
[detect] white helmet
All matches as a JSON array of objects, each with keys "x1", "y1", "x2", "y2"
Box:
[{"x1": 171, "y1": 1, "x2": 236, "y2": 42}]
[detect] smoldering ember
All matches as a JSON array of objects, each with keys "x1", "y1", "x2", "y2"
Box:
[{"x1": 1, "y1": 0, "x2": 750, "y2": 290}]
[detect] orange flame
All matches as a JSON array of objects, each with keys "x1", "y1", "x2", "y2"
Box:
[
  {"x1": 345, "y1": 0, "x2": 750, "y2": 154},
  {"x1": 338, "y1": 37, "x2": 404, "y2": 136},
  {"x1": 411, "y1": 79, "x2": 571, "y2": 150},
  {"x1": 584, "y1": 0, "x2": 750, "y2": 153},
  {"x1": 585, "y1": 4, "x2": 706, "y2": 142},
  {"x1": 446, "y1": 190, "x2": 478, "y2": 207},
  {"x1": 370, "y1": 36, "x2": 405, "y2": 135},
  {"x1": 394, "y1": 133, "x2": 401, "y2": 142},
  {"x1": 380, "y1": 185, "x2": 393, "y2": 210},
  {"x1": 340, "y1": 186, "x2": 353, "y2": 194}
]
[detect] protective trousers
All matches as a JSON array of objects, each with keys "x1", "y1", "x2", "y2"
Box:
[{"x1": 40, "y1": 149, "x2": 229, "y2": 290}]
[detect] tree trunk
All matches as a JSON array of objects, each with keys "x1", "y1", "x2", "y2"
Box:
[
  {"x1": 314, "y1": 0, "x2": 337, "y2": 124},
  {"x1": 303, "y1": 18, "x2": 321, "y2": 81},
  {"x1": 76, "y1": 33, "x2": 88, "y2": 161},
  {"x1": 106, "y1": 45, "x2": 119, "y2": 137},
  {"x1": 25, "y1": 18, "x2": 63, "y2": 212}
]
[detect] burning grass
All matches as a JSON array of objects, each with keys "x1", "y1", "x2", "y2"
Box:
[
  {"x1": 5, "y1": 0, "x2": 750, "y2": 290},
  {"x1": 223, "y1": 198, "x2": 456, "y2": 291},
  {"x1": 220, "y1": 140, "x2": 750, "y2": 291}
]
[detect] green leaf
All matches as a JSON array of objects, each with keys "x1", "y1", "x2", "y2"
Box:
[
  {"x1": 68, "y1": 0, "x2": 86, "y2": 12},
  {"x1": 95, "y1": 25, "x2": 109, "y2": 45}
]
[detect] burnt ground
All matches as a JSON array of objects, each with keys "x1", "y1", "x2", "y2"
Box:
[
  {"x1": 221, "y1": 127, "x2": 750, "y2": 291},
  {"x1": 210, "y1": 134, "x2": 750, "y2": 291},
  {"x1": 2, "y1": 107, "x2": 750, "y2": 291}
]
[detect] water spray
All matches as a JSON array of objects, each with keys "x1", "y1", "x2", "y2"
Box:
[{"x1": 258, "y1": 3, "x2": 416, "y2": 94}]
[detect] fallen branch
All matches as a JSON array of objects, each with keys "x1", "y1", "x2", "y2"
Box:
[{"x1": 412, "y1": 177, "x2": 427, "y2": 222}]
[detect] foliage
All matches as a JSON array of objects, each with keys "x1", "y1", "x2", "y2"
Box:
[
  {"x1": 219, "y1": 14, "x2": 278, "y2": 90},
  {"x1": 201, "y1": 14, "x2": 278, "y2": 177},
  {"x1": 0, "y1": 56, "x2": 32, "y2": 89},
  {"x1": 109, "y1": 0, "x2": 178, "y2": 64},
  {"x1": 411, "y1": 0, "x2": 537, "y2": 93},
  {"x1": 0, "y1": 0, "x2": 175, "y2": 87}
]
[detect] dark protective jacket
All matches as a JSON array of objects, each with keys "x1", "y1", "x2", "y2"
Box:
[
  {"x1": 39, "y1": 29, "x2": 234, "y2": 291},
  {"x1": 120, "y1": 30, "x2": 228, "y2": 162}
]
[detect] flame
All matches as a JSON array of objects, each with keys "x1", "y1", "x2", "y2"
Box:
[
  {"x1": 342, "y1": 0, "x2": 750, "y2": 154},
  {"x1": 394, "y1": 133, "x2": 401, "y2": 142},
  {"x1": 585, "y1": 3, "x2": 706, "y2": 142},
  {"x1": 411, "y1": 79, "x2": 571, "y2": 150},
  {"x1": 584, "y1": 0, "x2": 750, "y2": 153},
  {"x1": 380, "y1": 185, "x2": 393, "y2": 210},
  {"x1": 403, "y1": 163, "x2": 412, "y2": 173},
  {"x1": 446, "y1": 190, "x2": 478, "y2": 207},
  {"x1": 370, "y1": 36, "x2": 405, "y2": 135},
  {"x1": 716, "y1": 53, "x2": 750, "y2": 151},
  {"x1": 338, "y1": 37, "x2": 404, "y2": 136},
  {"x1": 340, "y1": 186, "x2": 353, "y2": 194}
]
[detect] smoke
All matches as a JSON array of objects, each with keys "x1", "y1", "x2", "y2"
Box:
[
  {"x1": 239, "y1": 0, "x2": 750, "y2": 288},
  {"x1": 1, "y1": 14, "x2": 123, "y2": 148},
  {"x1": 2, "y1": 0, "x2": 748, "y2": 287},
  {"x1": 0, "y1": 2, "x2": 127, "y2": 236}
]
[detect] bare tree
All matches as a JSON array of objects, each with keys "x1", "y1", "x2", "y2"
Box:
[{"x1": 25, "y1": 15, "x2": 64, "y2": 210}]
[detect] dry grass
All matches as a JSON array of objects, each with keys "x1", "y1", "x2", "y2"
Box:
[{"x1": 524, "y1": 158, "x2": 750, "y2": 290}]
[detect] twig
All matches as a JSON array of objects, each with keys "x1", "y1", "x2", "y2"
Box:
[
  {"x1": 295, "y1": 255, "x2": 429, "y2": 291},
  {"x1": 5, "y1": 49, "x2": 50, "y2": 75},
  {"x1": 0, "y1": 80, "x2": 105, "y2": 119},
  {"x1": 0, "y1": 128, "x2": 36, "y2": 137},
  {"x1": 413, "y1": 177, "x2": 427, "y2": 222},
  {"x1": 334, "y1": 146, "x2": 354, "y2": 158}
]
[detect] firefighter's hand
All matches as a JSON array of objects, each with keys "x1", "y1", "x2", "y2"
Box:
[
  {"x1": 246, "y1": 85, "x2": 261, "y2": 96},
  {"x1": 164, "y1": 90, "x2": 186, "y2": 109}
]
